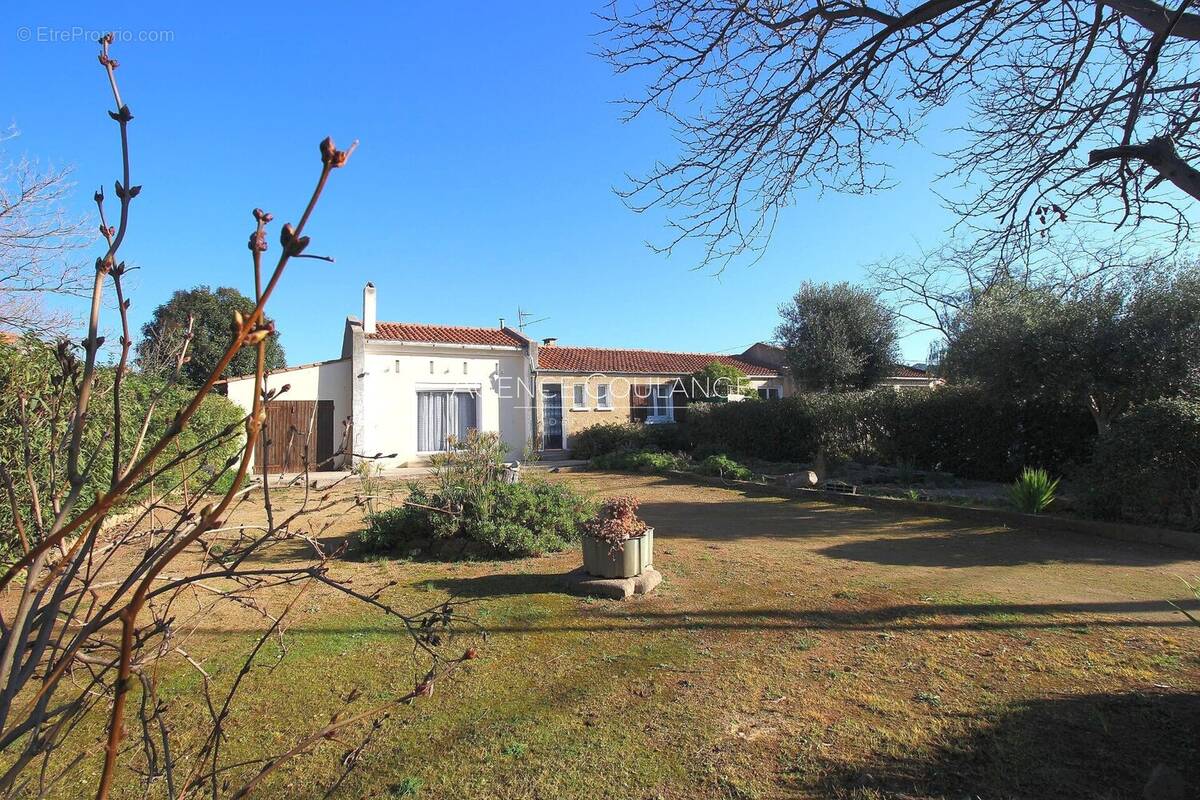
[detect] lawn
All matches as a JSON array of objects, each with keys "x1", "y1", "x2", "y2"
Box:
[{"x1": 38, "y1": 471, "x2": 1200, "y2": 799}]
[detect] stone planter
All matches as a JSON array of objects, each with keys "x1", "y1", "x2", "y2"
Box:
[{"x1": 582, "y1": 528, "x2": 654, "y2": 578}]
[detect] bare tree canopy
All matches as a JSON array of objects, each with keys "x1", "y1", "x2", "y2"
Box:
[
  {"x1": 601, "y1": 0, "x2": 1200, "y2": 268},
  {"x1": 0, "y1": 152, "x2": 91, "y2": 333},
  {"x1": 867, "y1": 234, "x2": 1183, "y2": 334}
]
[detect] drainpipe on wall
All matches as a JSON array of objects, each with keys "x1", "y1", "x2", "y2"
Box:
[{"x1": 525, "y1": 336, "x2": 540, "y2": 456}]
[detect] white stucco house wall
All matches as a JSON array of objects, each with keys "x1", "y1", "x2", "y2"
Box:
[{"x1": 222, "y1": 283, "x2": 537, "y2": 472}]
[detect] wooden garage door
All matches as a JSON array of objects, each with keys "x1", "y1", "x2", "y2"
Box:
[{"x1": 261, "y1": 400, "x2": 335, "y2": 473}]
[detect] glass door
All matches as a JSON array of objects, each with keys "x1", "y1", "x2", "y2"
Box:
[{"x1": 541, "y1": 384, "x2": 564, "y2": 450}]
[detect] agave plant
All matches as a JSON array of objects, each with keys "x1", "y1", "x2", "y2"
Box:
[{"x1": 1009, "y1": 467, "x2": 1060, "y2": 514}]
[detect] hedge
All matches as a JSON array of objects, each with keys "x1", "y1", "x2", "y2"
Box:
[
  {"x1": 569, "y1": 421, "x2": 689, "y2": 460},
  {"x1": 0, "y1": 337, "x2": 245, "y2": 560},
  {"x1": 1083, "y1": 398, "x2": 1200, "y2": 530},
  {"x1": 684, "y1": 386, "x2": 1095, "y2": 481}
]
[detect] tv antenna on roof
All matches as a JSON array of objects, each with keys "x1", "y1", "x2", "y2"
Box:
[{"x1": 517, "y1": 306, "x2": 549, "y2": 331}]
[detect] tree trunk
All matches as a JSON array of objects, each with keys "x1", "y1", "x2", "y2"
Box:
[
  {"x1": 1088, "y1": 395, "x2": 1112, "y2": 435},
  {"x1": 1089, "y1": 136, "x2": 1200, "y2": 202}
]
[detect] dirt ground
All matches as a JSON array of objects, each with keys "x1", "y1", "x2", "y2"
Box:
[{"x1": 38, "y1": 470, "x2": 1200, "y2": 799}]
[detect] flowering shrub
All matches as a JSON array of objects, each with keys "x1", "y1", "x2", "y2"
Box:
[{"x1": 585, "y1": 495, "x2": 649, "y2": 551}]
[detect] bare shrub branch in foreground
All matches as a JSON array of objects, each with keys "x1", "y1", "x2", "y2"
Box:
[{"x1": 0, "y1": 35, "x2": 480, "y2": 799}]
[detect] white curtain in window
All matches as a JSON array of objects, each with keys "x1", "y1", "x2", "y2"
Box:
[
  {"x1": 456, "y1": 392, "x2": 477, "y2": 442},
  {"x1": 418, "y1": 391, "x2": 478, "y2": 451},
  {"x1": 417, "y1": 391, "x2": 449, "y2": 452}
]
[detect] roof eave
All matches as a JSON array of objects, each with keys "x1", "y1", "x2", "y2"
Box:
[{"x1": 364, "y1": 339, "x2": 524, "y2": 352}]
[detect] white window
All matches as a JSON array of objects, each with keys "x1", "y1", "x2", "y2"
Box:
[
  {"x1": 596, "y1": 383, "x2": 612, "y2": 410},
  {"x1": 757, "y1": 386, "x2": 782, "y2": 400},
  {"x1": 648, "y1": 384, "x2": 673, "y2": 423},
  {"x1": 572, "y1": 383, "x2": 588, "y2": 410}
]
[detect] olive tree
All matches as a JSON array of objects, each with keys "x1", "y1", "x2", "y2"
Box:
[
  {"x1": 776, "y1": 281, "x2": 900, "y2": 390},
  {"x1": 942, "y1": 269, "x2": 1200, "y2": 432}
]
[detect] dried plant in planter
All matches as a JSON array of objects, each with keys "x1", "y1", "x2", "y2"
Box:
[
  {"x1": 0, "y1": 35, "x2": 481, "y2": 799},
  {"x1": 584, "y1": 496, "x2": 649, "y2": 552}
]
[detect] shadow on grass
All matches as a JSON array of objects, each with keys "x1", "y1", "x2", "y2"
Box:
[
  {"x1": 635, "y1": 495, "x2": 1193, "y2": 567},
  {"x1": 426, "y1": 572, "x2": 574, "y2": 598},
  {"x1": 185, "y1": 595, "x2": 1200, "y2": 637},
  {"x1": 464, "y1": 598, "x2": 1199, "y2": 633},
  {"x1": 814, "y1": 528, "x2": 1194, "y2": 568},
  {"x1": 804, "y1": 690, "x2": 1199, "y2": 799}
]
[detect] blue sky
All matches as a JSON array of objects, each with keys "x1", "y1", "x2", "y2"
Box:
[{"x1": 5, "y1": 2, "x2": 957, "y2": 364}]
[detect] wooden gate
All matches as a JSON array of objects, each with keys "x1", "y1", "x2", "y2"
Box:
[{"x1": 260, "y1": 400, "x2": 335, "y2": 473}]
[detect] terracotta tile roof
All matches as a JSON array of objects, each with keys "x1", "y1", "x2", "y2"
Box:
[
  {"x1": 889, "y1": 364, "x2": 930, "y2": 378},
  {"x1": 536, "y1": 346, "x2": 778, "y2": 376},
  {"x1": 368, "y1": 322, "x2": 526, "y2": 347}
]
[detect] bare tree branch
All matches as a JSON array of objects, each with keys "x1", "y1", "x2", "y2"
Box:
[
  {"x1": 601, "y1": 0, "x2": 1200, "y2": 270},
  {"x1": 0, "y1": 154, "x2": 92, "y2": 333}
]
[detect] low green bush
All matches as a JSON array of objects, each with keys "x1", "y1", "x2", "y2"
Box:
[
  {"x1": 469, "y1": 480, "x2": 594, "y2": 556},
  {"x1": 569, "y1": 421, "x2": 687, "y2": 459},
  {"x1": 694, "y1": 453, "x2": 753, "y2": 480},
  {"x1": 358, "y1": 479, "x2": 594, "y2": 558},
  {"x1": 1083, "y1": 398, "x2": 1200, "y2": 530},
  {"x1": 569, "y1": 422, "x2": 646, "y2": 460},
  {"x1": 641, "y1": 422, "x2": 690, "y2": 453},
  {"x1": 589, "y1": 449, "x2": 690, "y2": 474}
]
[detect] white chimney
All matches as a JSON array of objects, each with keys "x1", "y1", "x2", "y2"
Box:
[{"x1": 363, "y1": 282, "x2": 377, "y2": 335}]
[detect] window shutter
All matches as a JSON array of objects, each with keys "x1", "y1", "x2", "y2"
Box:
[
  {"x1": 630, "y1": 383, "x2": 651, "y2": 422},
  {"x1": 671, "y1": 381, "x2": 689, "y2": 424}
]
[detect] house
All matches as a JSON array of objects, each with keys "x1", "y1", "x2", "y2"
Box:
[
  {"x1": 530, "y1": 343, "x2": 780, "y2": 451},
  {"x1": 222, "y1": 283, "x2": 784, "y2": 472},
  {"x1": 736, "y1": 342, "x2": 941, "y2": 392},
  {"x1": 222, "y1": 284, "x2": 938, "y2": 472}
]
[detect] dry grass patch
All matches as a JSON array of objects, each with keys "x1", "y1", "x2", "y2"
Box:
[{"x1": 17, "y1": 470, "x2": 1200, "y2": 798}]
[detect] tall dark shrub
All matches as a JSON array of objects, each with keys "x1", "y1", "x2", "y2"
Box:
[
  {"x1": 686, "y1": 387, "x2": 1095, "y2": 481},
  {"x1": 1083, "y1": 398, "x2": 1200, "y2": 530}
]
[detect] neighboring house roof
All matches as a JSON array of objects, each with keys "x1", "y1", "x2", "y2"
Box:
[
  {"x1": 536, "y1": 346, "x2": 778, "y2": 377},
  {"x1": 738, "y1": 342, "x2": 788, "y2": 369},
  {"x1": 888, "y1": 364, "x2": 931, "y2": 378},
  {"x1": 741, "y1": 342, "x2": 934, "y2": 381},
  {"x1": 217, "y1": 356, "x2": 350, "y2": 385},
  {"x1": 368, "y1": 322, "x2": 527, "y2": 347}
]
